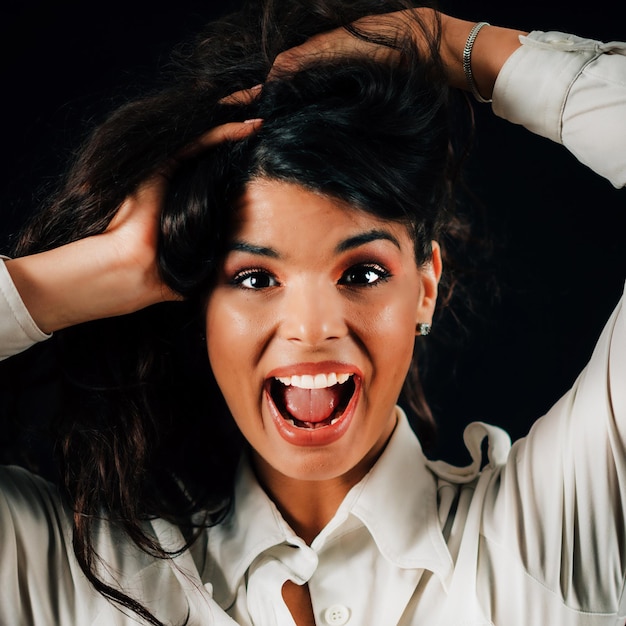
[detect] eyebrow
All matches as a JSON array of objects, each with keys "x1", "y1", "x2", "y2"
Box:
[
  {"x1": 228, "y1": 228, "x2": 402, "y2": 258},
  {"x1": 228, "y1": 241, "x2": 280, "y2": 258},
  {"x1": 335, "y1": 229, "x2": 402, "y2": 253}
]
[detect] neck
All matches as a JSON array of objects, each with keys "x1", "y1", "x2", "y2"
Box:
[
  {"x1": 251, "y1": 443, "x2": 390, "y2": 545},
  {"x1": 250, "y1": 410, "x2": 399, "y2": 544}
]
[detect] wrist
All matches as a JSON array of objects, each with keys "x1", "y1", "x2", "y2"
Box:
[
  {"x1": 439, "y1": 15, "x2": 526, "y2": 100},
  {"x1": 466, "y1": 23, "x2": 527, "y2": 102},
  {"x1": 463, "y1": 22, "x2": 492, "y2": 102}
]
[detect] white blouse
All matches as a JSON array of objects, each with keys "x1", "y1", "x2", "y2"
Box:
[{"x1": 0, "y1": 29, "x2": 625, "y2": 626}]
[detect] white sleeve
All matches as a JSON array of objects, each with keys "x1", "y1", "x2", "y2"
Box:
[
  {"x1": 485, "y1": 283, "x2": 626, "y2": 613},
  {"x1": 492, "y1": 30, "x2": 626, "y2": 188},
  {"x1": 463, "y1": 29, "x2": 626, "y2": 616},
  {"x1": 0, "y1": 465, "x2": 101, "y2": 625},
  {"x1": 0, "y1": 258, "x2": 50, "y2": 360}
]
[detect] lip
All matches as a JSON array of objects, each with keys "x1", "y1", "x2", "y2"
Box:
[
  {"x1": 267, "y1": 361, "x2": 360, "y2": 379},
  {"x1": 265, "y1": 361, "x2": 363, "y2": 447}
]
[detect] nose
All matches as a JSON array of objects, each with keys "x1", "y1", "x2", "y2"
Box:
[{"x1": 279, "y1": 277, "x2": 348, "y2": 345}]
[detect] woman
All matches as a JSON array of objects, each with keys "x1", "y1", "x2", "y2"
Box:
[{"x1": 1, "y1": 0, "x2": 625, "y2": 625}]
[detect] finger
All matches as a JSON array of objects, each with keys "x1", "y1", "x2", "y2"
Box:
[
  {"x1": 107, "y1": 177, "x2": 165, "y2": 230},
  {"x1": 158, "y1": 119, "x2": 263, "y2": 179},
  {"x1": 267, "y1": 26, "x2": 384, "y2": 80},
  {"x1": 268, "y1": 39, "x2": 329, "y2": 80},
  {"x1": 219, "y1": 83, "x2": 263, "y2": 105},
  {"x1": 267, "y1": 19, "x2": 403, "y2": 81},
  {"x1": 268, "y1": 41, "x2": 359, "y2": 81},
  {"x1": 268, "y1": 48, "x2": 304, "y2": 79},
  {"x1": 189, "y1": 119, "x2": 263, "y2": 153}
]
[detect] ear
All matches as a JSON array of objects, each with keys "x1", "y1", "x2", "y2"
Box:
[{"x1": 415, "y1": 241, "x2": 442, "y2": 325}]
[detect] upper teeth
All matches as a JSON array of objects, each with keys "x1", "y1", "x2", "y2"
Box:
[{"x1": 275, "y1": 373, "x2": 351, "y2": 389}]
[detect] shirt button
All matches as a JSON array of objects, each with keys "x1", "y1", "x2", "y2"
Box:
[{"x1": 323, "y1": 604, "x2": 350, "y2": 625}]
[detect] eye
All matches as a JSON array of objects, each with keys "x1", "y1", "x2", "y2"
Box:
[
  {"x1": 232, "y1": 269, "x2": 279, "y2": 290},
  {"x1": 339, "y1": 263, "x2": 391, "y2": 287}
]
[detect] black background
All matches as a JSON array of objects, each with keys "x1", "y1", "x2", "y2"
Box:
[{"x1": 1, "y1": 1, "x2": 624, "y2": 466}]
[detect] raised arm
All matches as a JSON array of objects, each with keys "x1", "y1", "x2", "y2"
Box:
[
  {"x1": 0, "y1": 121, "x2": 261, "y2": 359},
  {"x1": 4, "y1": 174, "x2": 181, "y2": 335},
  {"x1": 267, "y1": 9, "x2": 626, "y2": 187}
]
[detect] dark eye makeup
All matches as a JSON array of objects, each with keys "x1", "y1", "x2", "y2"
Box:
[
  {"x1": 229, "y1": 262, "x2": 392, "y2": 291},
  {"x1": 339, "y1": 263, "x2": 392, "y2": 287},
  {"x1": 231, "y1": 268, "x2": 279, "y2": 290}
]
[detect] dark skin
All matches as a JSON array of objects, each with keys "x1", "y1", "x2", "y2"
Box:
[{"x1": 282, "y1": 581, "x2": 317, "y2": 626}]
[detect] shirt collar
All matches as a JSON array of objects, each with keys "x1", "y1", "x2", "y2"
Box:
[
  {"x1": 332, "y1": 407, "x2": 454, "y2": 581},
  {"x1": 206, "y1": 407, "x2": 454, "y2": 606},
  {"x1": 206, "y1": 455, "x2": 307, "y2": 607}
]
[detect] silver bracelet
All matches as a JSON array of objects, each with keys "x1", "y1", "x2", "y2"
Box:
[{"x1": 462, "y1": 21, "x2": 492, "y2": 104}]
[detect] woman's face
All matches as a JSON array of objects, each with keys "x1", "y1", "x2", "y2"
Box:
[{"x1": 205, "y1": 179, "x2": 440, "y2": 489}]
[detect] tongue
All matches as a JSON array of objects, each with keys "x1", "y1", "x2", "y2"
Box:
[{"x1": 283, "y1": 385, "x2": 342, "y2": 423}]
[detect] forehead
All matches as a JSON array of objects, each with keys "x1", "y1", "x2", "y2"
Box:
[{"x1": 229, "y1": 179, "x2": 413, "y2": 251}]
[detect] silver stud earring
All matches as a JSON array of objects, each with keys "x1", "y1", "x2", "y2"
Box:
[{"x1": 416, "y1": 322, "x2": 432, "y2": 336}]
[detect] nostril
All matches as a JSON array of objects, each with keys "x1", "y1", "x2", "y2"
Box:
[
  {"x1": 284, "y1": 327, "x2": 344, "y2": 344},
  {"x1": 279, "y1": 288, "x2": 348, "y2": 344}
]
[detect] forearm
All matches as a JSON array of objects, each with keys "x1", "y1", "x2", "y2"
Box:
[
  {"x1": 436, "y1": 15, "x2": 527, "y2": 101},
  {"x1": 4, "y1": 237, "x2": 163, "y2": 334}
]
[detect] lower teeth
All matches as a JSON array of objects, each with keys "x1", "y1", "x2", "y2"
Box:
[{"x1": 285, "y1": 415, "x2": 341, "y2": 429}]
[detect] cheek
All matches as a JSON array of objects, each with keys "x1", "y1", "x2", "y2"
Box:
[
  {"x1": 205, "y1": 291, "x2": 273, "y2": 405},
  {"x1": 360, "y1": 289, "x2": 421, "y2": 390},
  {"x1": 376, "y1": 308, "x2": 417, "y2": 379},
  {"x1": 205, "y1": 295, "x2": 248, "y2": 390},
  {"x1": 206, "y1": 293, "x2": 258, "y2": 355},
  {"x1": 361, "y1": 291, "x2": 419, "y2": 345}
]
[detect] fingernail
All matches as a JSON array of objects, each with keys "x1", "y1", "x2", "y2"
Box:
[
  {"x1": 243, "y1": 118, "x2": 263, "y2": 124},
  {"x1": 250, "y1": 84, "x2": 263, "y2": 92}
]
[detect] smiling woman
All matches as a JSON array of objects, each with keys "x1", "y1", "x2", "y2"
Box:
[{"x1": 0, "y1": 0, "x2": 625, "y2": 625}]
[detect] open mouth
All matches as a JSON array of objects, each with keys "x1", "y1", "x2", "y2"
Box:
[{"x1": 268, "y1": 372, "x2": 357, "y2": 430}]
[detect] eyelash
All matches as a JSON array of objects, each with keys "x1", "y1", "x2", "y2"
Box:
[
  {"x1": 230, "y1": 268, "x2": 278, "y2": 290},
  {"x1": 230, "y1": 263, "x2": 391, "y2": 290},
  {"x1": 338, "y1": 263, "x2": 391, "y2": 287}
]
